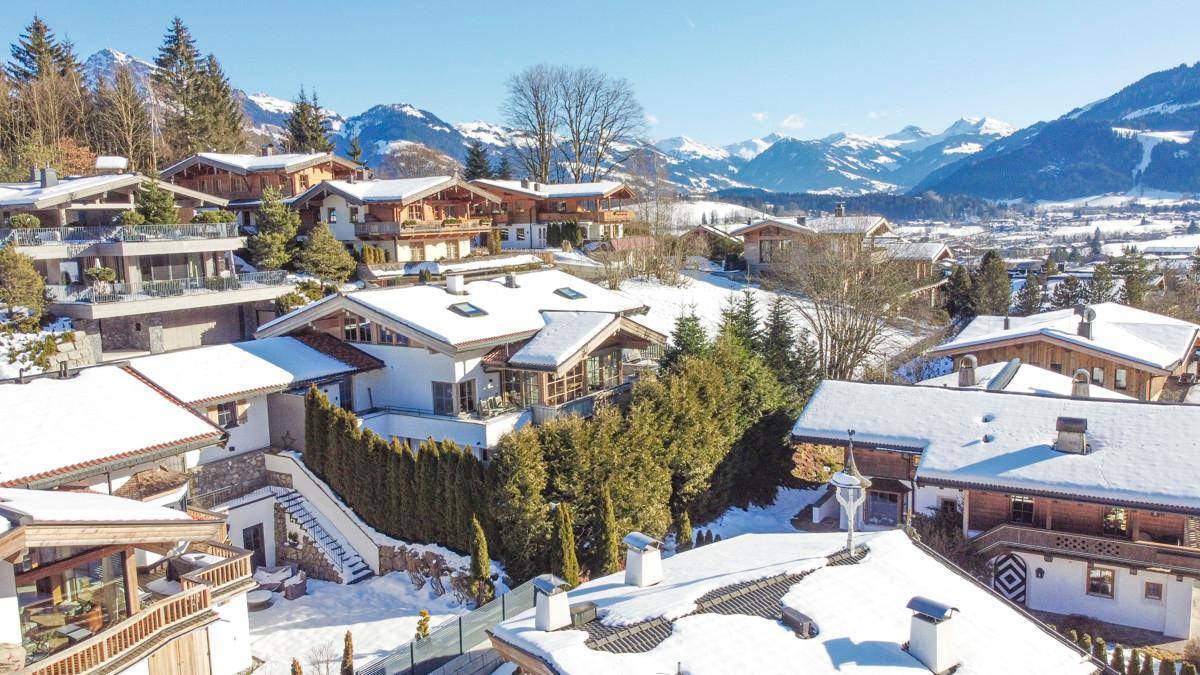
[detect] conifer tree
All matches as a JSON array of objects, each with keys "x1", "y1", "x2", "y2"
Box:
[
  {"x1": 1051, "y1": 275, "x2": 1086, "y2": 309},
  {"x1": 721, "y1": 290, "x2": 760, "y2": 350},
  {"x1": 661, "y1": 312, "x2": 708, "y2": 371},
  {"x1": 1089, "y1": 228, "x2": 1103, "y2": 258},
  {"x1": 0, "y1": 246, "x2": 47, "y2": 321},
  {"x1": 1088, "y1": 263, "x2": 1117, "y2": 303},
  {"x1": 595, "y1": 486, "x2": 622, "y2": 575},
  {"x1": 415, "y1": 610, "x2": 430, "y2": 639},
  {"x1": 1180, "y1": 661, "x2": 1197, "y2": 675},
  {"x1": 194, "y1": 54, "x2": 245, "y2": 152},
  {"x1": 943, "y1": 264, "x2": 974, "y2": 319},
  {"x1": 285, "y1": 87, "x2": 334, "y2": 153},
  {"x1": 7, "y1": 16, "x2": 78, "y2": 82},
  {"x1": 553, "y1": 503, "x2": 580, "y2": 586},
  {"x1": 1117, "y1": 252, "x2": 1152, "y2": 307},
  {"x1": 1140, "y1": 653, "x2": 1153, "y2": 675},
  {"x1": 1092, "y1": 637, "x2": 1106, "y2": 662},
  {"x1": 135, "y1": 181, "x2": 179, "y2": 224},
  {"x1": 1159, "y1": 659, "x2": 1175, "y2": 675},
  {"x1": 677, "y1": 510, "x2": 692, "y2": 550},
  {"x1": 463, "y1": 140, "x2": 493, "y2": 181},
  {"x1": 296, "y1": 222, "x2": 356, "y2": 282},
  {"x1": 416, "y1": 440, "x2": 442, "y2": 542},
  {"x1": 493, "y1": 155, "x2": 514, "y2": 180},
  {"x1": 340, "y1": 631, "x2": 353, "y2": 675},
  {"x1": 1079, "y1": 634, "x2": 1091, "y2": 652},
  {"x1": 468, "y1": 515, "x2": 495, "y2": 605},
  {"x1": 1110, "y1": 645, "x2": 1125, "y2": 672},
  {"x1": 154, "y1": 18, "x2": 201, "y2": 155},
  {"x1": 291, "y1": 658, "x2": 303, "y2": 675},
  {"x1": 970, "y1": 250, "x2": 1011, "y2": 315},
  {"x1": 347, "y1": 136, "x2": 363, "y2": 165},
  {"x1": 399, "y1": 442, "x2": 419, "y2": 539},
  {"x1": 1044, "y1": 255, "x2": 1060, "y2": 276},
  {"x1": 249, "y1": 186, "x2": 300, "y2": 270},
  {"x1": 1126, "y1": 649, "x2": 1141, "y2": 675},
  {"x1": 1015, "y1": 270, "x2": 1042, "y2": 316}
]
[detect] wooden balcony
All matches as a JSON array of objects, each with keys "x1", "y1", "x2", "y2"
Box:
[
  {"x1": 536, "y1": 209, "x2": 634, "y2": 224},
  {"x1": 354, "y1": 219, "x2": 491, "y2": 239},
  {"x1": 974, "y1": 524, "x2": 1200, "y2": 575}
]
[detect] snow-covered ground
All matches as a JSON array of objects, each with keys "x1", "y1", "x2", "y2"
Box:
[
  {"x1": 693, "y1": 487, "x2": 825, "y2": 542},
  {"x1": 0, "y1": 315, "x2": 73, "y2": 380},
  {"x1": 628, "y1": 200, "x2": 769, "y2": 234},
  {"x1": 249, "y1": 573, "x2": 469, "y2": 674},
  {"x1": 1102, "y1": 232, "x2": 1200, "y2": 256}
]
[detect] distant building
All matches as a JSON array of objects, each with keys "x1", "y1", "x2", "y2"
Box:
[{"x1": 470, "y1": 179, "x2": 635, "y2": 248}]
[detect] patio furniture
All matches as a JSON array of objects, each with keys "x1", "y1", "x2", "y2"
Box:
[
  {"x1": 253, "y1": 564, "x2": 297, "y2": 593},
  {"x1": 246, "y1": 590, "x2": 273, "y2": 612},
  {"x1": 282, "y1": 571, "x2": 308, "y2": 601}
]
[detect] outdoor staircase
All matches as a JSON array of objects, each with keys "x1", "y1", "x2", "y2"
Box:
[{"x1": 276, "y1": 489, "x2": 373, "y2": 584}]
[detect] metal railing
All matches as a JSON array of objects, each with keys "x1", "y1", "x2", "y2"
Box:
[
  {"x1": 360, "y1": 579, "x2": 536, "y2": 675},
  {"x1": 49, "y1": 270, "x2": 288, "y2": 304},
  {"x1": 0, "y1": 222, "x2": 238, "y2": 247}
]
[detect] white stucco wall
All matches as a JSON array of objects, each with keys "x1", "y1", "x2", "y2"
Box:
[
  {"x1": 318, "y1": 194, "x2": 359, "y2": 242},
  {"x1": 199, "y1": 396, "x2": 271, "y2": 463},
  {"x1": 351, "y1": 343, "x2": 457, "y2": 411},
  {"x1": 208, "y1": 593, "x2": 253, "y2": 675},
  {"x1": 224, "y1": 494, "x2": 278, "y2": 567},
  {"x1": 913, "y1": 485, "x2": 965, "y2": 517},
  {"x1": 0, "y1": 562, "x2": 20, "y2": 645}
]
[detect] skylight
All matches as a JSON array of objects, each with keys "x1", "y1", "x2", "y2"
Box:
[
  {"x1": 555, "y1": 287, "x2": 586, "y2": 300},
  {"x1": 449, "y1": 302, "x2": 487, "y2": 317}
]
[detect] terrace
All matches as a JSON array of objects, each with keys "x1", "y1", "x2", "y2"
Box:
[
  {"x1": 974, "y1": 523, "x2": 1200, "y2": 576},
  {"x1": 353, "y1": 219, "x2": 491, "y2": 239},
  {"x1": 46, "y1": 270, "x2": 292, "y2": 319}
]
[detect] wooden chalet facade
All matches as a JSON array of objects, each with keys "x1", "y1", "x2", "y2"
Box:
[
  {"x1": 730, "y1": 209, "x2": 894, "y2": 278},
  {"x1": 470, "y1": 179, "x2": 635, "y2": 247}
]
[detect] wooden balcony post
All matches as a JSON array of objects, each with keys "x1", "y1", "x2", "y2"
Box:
[{"x1": 124, "y1": 547, "x2": 140, "y2": 614}]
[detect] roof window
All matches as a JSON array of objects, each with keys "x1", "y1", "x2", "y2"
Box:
[
  {"x1": 449, "y1": 302, "x2": 487, "y2": 318},
  {"x1": 555, "y1": 287, "x2": 586, "y2": 300}
]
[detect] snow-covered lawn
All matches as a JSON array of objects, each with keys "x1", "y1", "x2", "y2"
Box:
[
  {"x1": 693, "y1": 487, "x2": 826, "y2": 542},
  {"x1": 249, "y1": 573, "x2": 470, "y2": 674},
  {"x1": 1, "y1": 315, "x2": 74, "y2": 380}
]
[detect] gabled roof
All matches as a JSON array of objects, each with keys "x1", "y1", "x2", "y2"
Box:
[
  {"x1": 507, "y1": 312, "x2": 617, "y2": 370},
  {"x1": 730, "y1": 215, "x2": 892, "y2": 238},
  {"x1": 159, "y1": 151, "x2": 357, "y2": 178},
  {"x1": 291, "y1": 175, "x2": 500, "y2": 206},
  {"x1": 929, "y1": 302, "x2": 1200, "y2": 373},
  {"x1": 471, "y1": 179, "x2": 633, "y2": 200},
  {"x1": 0, "y1": 173, "x2": 228, "y2": 209},
  {"x1": 0, "y1": 487, "x2": 195, "y2": 525},
  {"x1": 878, "y1": 240, "x2": 953, "y2": 262},
  {"x1": 918, "y1": 361, "x2": 1132, "y2": 400},
  {"x1": 128, "y1": 336, "x2": 367, "y2": 405},
  {"x1": 0, "y1": 366, "x2": 223, "y2": 488},
  {"x1": 792, "y1": 380, "x2": 1200, "y2": 513}
]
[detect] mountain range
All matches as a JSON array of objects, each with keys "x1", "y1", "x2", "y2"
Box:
[{"x1": 81, "y1": 48, "x2": 1200, "y2": 201}]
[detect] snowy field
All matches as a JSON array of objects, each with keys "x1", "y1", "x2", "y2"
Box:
[
  {"x1": 692, "y1": 487, "x2": 825, "y2": 543},
  {"x1": 1102, "y1": 232, "x2": 1200, "y2": 256},
  {"x1": 628, "y1": 199, "x2": 769, "y2": 234},
  {"x1": 249, "y1": 573, "x2": 469, "y2": 674}
]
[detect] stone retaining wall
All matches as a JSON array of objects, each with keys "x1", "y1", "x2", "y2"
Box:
[
  {"x1": 273, "y1": 502, "x2": 342, "y2": 583},
  {"x1": 189, "y1": 448, "x2": 269, "y2": 498}
]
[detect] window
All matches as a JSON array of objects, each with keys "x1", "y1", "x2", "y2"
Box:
[
  {"x1": 1049, "y1": 363, "x2": 1063, "y2": 374},
  {"x1": 555, "y1": 287, "x2": 586, "y2": 300},
  {"x1": 410, "y1": 244, "x2": 425, "y2": 262},
  {"x1": 516, "y1": 228, "x2": 526, "y2": 241},
  {"x1": 1091, "y1": 367, "x2": 1105, "y2": 385},
  {"x1": 449, "y1": 302, "x2": 487, "y2": 317},
  {"x1": 216, "y1": 401, "x2": 239, "y2": 429},
  {"x1": 1009, "y1": 495, "x2": 1035, "y2": 524},
  {"x1": 866, "y1": 491, "x2": 901, "y2": 526},
  {"x1": 326, "y1": 208, "x2": 338, "y2": 224},
  {"x1": 760, "y1": 239, "x2": 793, "y2": 263},
  {"x1": 457, "y1": 380, "x2": 477, "y2": 415},
  {"x1": 377, "y1": 326, "x2": 410, "y2": 346},
  {"x1": 299, "y1": 174, "x2": 310, "y2": 189},
  {"x1": 1144, "y1": 581, "x2": 1163, "y2": 601},
  {"x1": 1115, "y1": 368, "x2": 1128, "y2": 390},
  {"x1": 1087, "y1": 565, "x2": 1115, "y2": 599},
  {"x1": 17, "y1": 549, "x2": 130, "y2": 665},
  {"x1": 350, "y1": 207, "x2": 360, "y2": 222},
  {"x1": 432, "y1": 382, "x2": 455, "y2": 416},
  {"x1": 499, "y1": 229, "x2": 510, "y2": 241},
  {"x1": 1103, "y1": 507, "x2": 1128, "y2": 537},
  {"x1": 939, "y1": 498, "x2": 959, "y2": 515},
  {"x1": 408, "y1": 205, "x2": 424, "y2": 221},
  {"x1": 343, "y1": 313, "x2": 372, "y2": 342}
]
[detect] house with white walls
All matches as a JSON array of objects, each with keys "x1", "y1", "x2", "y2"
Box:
[
  {"x1": 792, "y1": 380, "x2": 1200, "y2": 640},
  {"x1": 488, "y1": 530, "x2": 1099, "y2": 675},
  {"x1": 470, "y1": 179, "x2": 635, "y2": 247}
]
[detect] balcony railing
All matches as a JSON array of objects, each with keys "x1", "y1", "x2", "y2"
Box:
[
  {"x1": 179, "y1": 541, "x2": 255, "y2": 600},
  {"x1": 354, "y1": 219, "x2": 490, "y2": 238},
  {"x1": 49, "y1": 270, "x2": 288, "y2": 304},
  {"x1": 536, "y1": 209, "x2": 634, "y2": 224},
  {"x1": 0, "y1": 222, "x2": 239, "y2": 247},
  {"x1": 974, "y1": 524, "x2": 1200, "y2": 575}
]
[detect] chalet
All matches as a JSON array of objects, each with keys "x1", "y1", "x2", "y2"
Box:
[
  {"x1": 488, "y1": 529, "x2": 1098, "y2": 675},
  {"x1": 918, "y1": 357, "x2": 1132, "y2": 399},
  {"x1": 792, "y1": 380, "x2": 1200, "y2": 639},
  {"x1": 729, "y1": 205, "x2": 893, "y2": 278},
  {"x1": 928, "y1": 303, "x2": 1200, "y2": 400},
  {"x1": 470, "y1": 179, "x2": 635, "y2": 248},
  {"x1": 254, "y1": 269, "x2": 665, "y2": 455},
  {"x1": 0, "y1": 169, "x2": 291, "y2": 358},
  {"x1": 158, "y1": 148, "x2": 360, "y2": 227}
]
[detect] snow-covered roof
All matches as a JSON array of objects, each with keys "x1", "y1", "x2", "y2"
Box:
[
  {"x1": 160, "y1": 151, "x2": 354, "y2": 177},
  {"x1": 258, "y1": 269, "x2": 656, "y2": 351},
  {"x1": 878, "y1": 240, "x2": 952, "y2": 261},
  {"x1": 918, "y1": 360, "x2": 1132, "y2": 400},
  {"x1": 507, "y1": 312, "x2": 616, "y2": 369},
  {"x1": 0, "y1": 487, "x2": 193, "y2": 524},
  {"x1": 366, "y1": 254, "x2": 545, "y2": 279},
  {"x1": 471, "y1": 179, "x2": 631, "y2": 200},
  {"x1": 292, "y1": 176, "x2": 499, "y2": 206},
  {"x1": 0, "y1": 173, "x2": 228, "y2": 210},
  {"x1": 491, "y1": 530, "x2": 1093, "y2": 675},
  {"x1": 129, "y1": 337, "x2": 359, "y2": 405},
  {"x1": 792, "y1": 380, "x2": 1200, "y2": 513},
  {"x1": 729, "y1": 215, "x2": 891, "y2": 238},
  {"x1": 95, "y1": 155, "x2": 129, "y2": 171},
  {"x1": 0, "y1": 366, "x2": 222, "y2": 487},
  {"x1": 930, "y1": 302, "x2": 1200, "y2": 372}
]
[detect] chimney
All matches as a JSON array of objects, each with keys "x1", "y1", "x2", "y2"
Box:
[
  {"x1": 261, "y1": 144, "x2": 275, "y2": 157},
  {"x1": 623, "y1": 532, "x2": 663, "y2": 587},
  {"x1": 29, "y1": 166, "x2": 38, "y2": 182},
  {"x1": 1071, "y1": 369, "x2": 1090, "y2": 398},
  {"x1": 906, "y1": 596, "x2": 960, "y2": 674},
  {"x1": 795, "y1": 215, "x2": 807, "y2": 227},
  {"x1": 521, "y1": 179, "x2": 530, "y2": 189},
  {"x1": 957, "y1": 354, "x2": 978, "y2": 388},
  {"x1": 1003, "y1": 315, "x2": 1010, "y2": 330},
  {"x1": 445, "y1": 274, "x2": 466, "y2": 295},
  {"x1": 533, "y1": 574, "x2": 572, "y2": 631},
  {"x1": 504, "y1": 272, "x2": 519, "y2": 289},
  {"x1": 532, "y1": 182, "x2": 541, "y2": 192},
  {"x1": 1054, "y1": 416, "x2": 1089, "y2": 454},
  {"x1": 834, "y1": 202, "x2": 846, "y2": 218},
  {"x1": 39, "y1": 167, "x2": 58, "y2": 188},
  {"x1": 1077, "y1": 306, "x2": 1096, "y2": 340}
]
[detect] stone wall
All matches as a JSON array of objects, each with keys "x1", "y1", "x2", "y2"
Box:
[
  {"x1": 189, "y1": 448, "x2": 268, "y2": 501},
  {"x1": 98, "y1": 314, "x2": 162, "y2": 353},
  {"x1": 43, "y1": 330, "x2": 97, "y2": 373},
  {"x1": 426, "y1": 645, "x2": 504, "y2": 675},
  {"x1": 273, "y1": 503, "x2": 342, "y2": 583}
]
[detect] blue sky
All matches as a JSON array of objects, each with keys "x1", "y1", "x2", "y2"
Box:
[{"x1": 4, "y1": 1, "x2": 1199, "y2": 145}]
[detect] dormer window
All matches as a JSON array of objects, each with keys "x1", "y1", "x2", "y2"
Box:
[
  {"x1": 449, "y1": 302, "x2": 487, "y2": 317},
  {"x1": 555, "y1": 287, "x2": 586, "y2": 300}
]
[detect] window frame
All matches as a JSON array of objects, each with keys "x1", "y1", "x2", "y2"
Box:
[
  {"x1": 1144, "y1": 581, "x2": 1164, "y2": 602},
  {"x1": 1114, "y1": 368, "x2": 1128, "y2": 390},
  {"x1": 1091, "y1": 366, "x2": 1105, "y2": 385},
  {"x1": 1009, "y1": 495, "x2": 1035, "y2": 525},
  {"x1": 1086, "y1": 564, "x2": 1116, "y2": 599},
  {"x1": 216, "y1": 401, "x2": 239, "y2": 429},
  {"x1": 457, "y1": 379, "x2": 477, "y2": 416},
  {"x1": 432, "y1": 382, "x2": 455, "y2": 416}
]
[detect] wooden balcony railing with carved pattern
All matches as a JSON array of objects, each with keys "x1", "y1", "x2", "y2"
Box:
[{"x1": 974, "y1": 524, "x2": 1200, "y2": 575}]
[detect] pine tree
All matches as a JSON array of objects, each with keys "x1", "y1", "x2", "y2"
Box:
[
  {"x1": 1110, "y1": 645, "x2": 1125, "y2": 672},
  {"x1": 1088, "y1": 263, "x2": 1116, "y2": 303},
  {"x1": 1051, "y1": 275, "x2": 1086, "y2": 309},
  {"x1": 463, "y1": 140, "x2": 493, "y2": 181},
  {"x1": 285, "y1": 87, "x2": 333, "y2": 153},
  {"x1": 135, "y1": 181, "x2": 179, "y2": 224},
  {"x1": 943, "y1": 265, "x2": 974, "y2": 319},
  {"x1": 1092, "y1": 637, "x2": 1106, "y2": 662},
  {"x1": 468, "y1": 515, "x2": 495, "y2": 605},
  {"x1": 1044, "y1": 255, "x2": 1060, "y2": 276},
  {"x1": 194, "y1": 54, "x2": 245, "y2": 152},
  {"x1": 1180, "y1": 661, "x2": 1197, "y2": 675},
  {"x1": 1014, "y1": 270, "x2": 1042, "y2": 316},
  {"x1": 1118, "y1": 256, "x2": 1152, "y2": 307},
  {"x1": 1140, "y1": 653, "x2": 1154, "y2": 675},
  {"x1": 1126, "y1": 649, "x2": 1141, "y2": 675},
  {"x1": 348, "y1": 136, "x2": 363, "y2": 165},
  {"x1": 595, "y1": 486, "x2": 621, "y2": 575},
  {"x1": 760, "y1": 295, "x2": 816, "y2": 401},
  {"x1": 721, "y1": 290, "x2": 760, "y2": 350},
  {"x1": 340, "y1": 631, "x2": 353, "y2": 675},
  {"x1": 970, "y1": 250, "x2": 1011, "y2": 315},
  {"x1": 7, "y1": 16, "x2": 78, "y2": 82},
  {"x1": 0, "y1": 246, "x2": 47, "y2": 320},
  {"x1": 415, "y1": 610, "x2": 430, "y2": 639},
  {"x1": 291, "y1": 658, "x2": 303, "y2": 675},
  {"x1": 677, "y1": 510, "x2": 693, "y2": 550},
  {"x1": 493, "y1": 155, "x2": 513, "y2": 180},
  {"x1": 1159, "y1": 659, "x2": 1176, "y2": 675},
  {"x1": 249, "y1": 186, "x2": 300, "y2": 270},
  {"x1": 554, "y1": 503, "x2": 580, "y2": 587},
  {"x1": 1089, "y1": 228, "x2": 1103, "y2": 258},
  {"x1": 661, "y1": 313, "x2": 708, "y2": 371},
  {"x1": 154, "y1": 18, "x2": 201, "y2": 156},
  {"x1": 700, "y1": 212, "x2": 708, "y2": 226},
  {"x1": 297, "y1": 222, "x2": 356, "y2": 282}
]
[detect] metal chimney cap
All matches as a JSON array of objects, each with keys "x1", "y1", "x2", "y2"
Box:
[
  {"x1": 1056, "y1": 417, "x2": 1087, "y2": 433},
  {"x1": 533, "y1": 574, "x2": 571, "y2": 596},
  {"x1": 623, "y1": 532, "x2": 662, "y2": 552},
  {"x1": 906, "y1": 596, "x2": 958, "y2": 622}
]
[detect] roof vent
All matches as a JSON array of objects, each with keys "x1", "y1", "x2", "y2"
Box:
[
  {"x1": 985, "y1": 358, "x2": 1021, "y2": 391},
  {"x1": 39, "y1": 167, "x2": 57, "y2": 188},
  {"x1": 957, "y1": 354, "x2": 978, "y2": 388},
  {"x1": 623, "y1": 532, "x2": 663, "y2": 587},
  {"x1": 1077, "y1": 306, "x2": 1096, "y2": 340},
  {"x1": 261, "y1": 144, "x2": 275, "y2": 156},
  {"x1": 834, "y1": 202, "x2": 845, "y2": 218},
  {"x1": 906, "y1": 596, "x2": 960, "y2": 674},
  {"x1": 445, "y1": 274, "x2": 467, "y2": 295},
  {"x1": 504, "y1": 272, "x2": 519, "y2": 289},
  {"x1": 1054, "y1": 416, "x2": 1089, "y2": 454},
  {"x1": 521, "y1": 179, "x2": 530, "y2": 189},
  {"x1": 533, "y1": 574, "x2": 571, "y2": 631},
  {"x1": 532, "y1": 182, "x2": 541, "y2": 192},
  {"x1": 1071, "y1": 369, "x2": 1090, "y2": 398},
  {"x1": 781, "y1": 605, "x2": 818, "y2": 638}
]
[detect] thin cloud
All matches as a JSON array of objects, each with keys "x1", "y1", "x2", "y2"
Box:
[
  {"x1": 644, "y1": 113, "x2": 660, "y2": 125},
  {"x1": 781, "y1": 114, "x2": 806, "y2": 130},
  {"x1": 751, "y1": 112, "x2": 768, "y2": 122},
  {"x1": 685, "y1": 15, "x2": 696, "y2": 29}
]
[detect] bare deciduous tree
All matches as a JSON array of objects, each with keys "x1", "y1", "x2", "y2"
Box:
[
  {"x1": 305, "y1": 641, "x2": 339, "y2": 675},
  {"x1": 95, "y1": 66, "x2": 155, "y2": 172},
  {"x1": 501, "y1": 64, "x2": 561, "y2": 183},
  {"x1": 378, "y1": 142, "x2": 459, "y2": 179},
  {"x1": 556, "y1": 67, "x2": 644, "y2": 182}
]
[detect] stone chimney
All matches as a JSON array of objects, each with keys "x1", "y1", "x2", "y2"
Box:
[
  {"x1": 906, "y1": 597, "x2": 960, "y2": 674},
  {"x1": 533, "y1": 575, "x2": 571, "y2": 631},
  {"x1": 1003, "y1": 315, "x2": 1010, "y2": 330},
  {"x1": 1054, "y1": 417, "x2": 1089, "y2": 454},
  {"x1": 445, "y1": 274, "x2": 466, "y2": 295},
  {"x1": 1071, "y1": 369, "x2": 1090, "y2": 398},
  {"x1": 29, "y1": 166, "x2": 39, "y2": 182},
  {"x1": 504, "y1": 272, "x2": 519, "y2": 289},
  {"x1": 957, "y1": 354, "x2": 978, "y2": 388},
  {"x1": 39, "y1": 167, "x2": 58, "y2": 188},
  {"x1": 1077, "y1": 306, "x2": 1096, "y2": 340},
  {"x1": 834, "y1": 202, "x2": 846, "y2": 218},
  {"x1": 623, "y1": 532, "x2": 663, "y2": 587}
]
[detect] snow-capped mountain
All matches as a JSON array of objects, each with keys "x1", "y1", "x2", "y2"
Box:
[
  {"x1": 238, "y1": 92, "x2": 345, "y2": 140},
  {"x1": 332, "y1": 103, "x2": 468, "y2": 167},
  {"x1": 724, "y1": 133, "x2": 786, "y2": 162},
  {"x1": 82, "y1": 48, "x2": 157, "y2": 96}
]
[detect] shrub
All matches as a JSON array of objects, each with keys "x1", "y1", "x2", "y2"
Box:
[
  {"x1": 8, "y1": 213, "x2": 40, "y2": 228},
  {"x1": 1066, "y1": 629, "x2": 1078, "y2": 644},
  {"x1": 442, "y1": 218, "x2": 462, "y2": 225},
  {"x1": 418, "y1": 269, "x2": 432, "y2": 284},
  {"x1": 415, "y1": 610, "x2": 430, "y2": 639},
  {"x1": 1078, "y1": 634, "x2": 1092, "y2": 652},
  {"x1": 1128, "y1": 650, "x2": 1142, "y2": 675},
  {"x1": 402, "y1": 219, "x2": 418, "y2": 225},
  {"x1": 1181, "y1": 662, "x2": 1198, "y2": 675},
  {"x1": 117, "y1": 210, "x2": 145, "y2": 226},
  {"x1": 1092, "y1": 637, "x2": 1106, "y2": 662},
  {"x1": 1110, "y1": 645, "x2": 1125, "y2": 671},
  {"x1": 1161, "y1": 659, "x2": 1177, "y2": 675},
  {"x1": 1186, "y1": 637, "x2": 1200, "y2": 666},
  {"x1": 84, "y1": 267, "x2": 116, "y2": 284},
  {"x1": 192, "y1": 209, "x2": 236, "y2": 223}
]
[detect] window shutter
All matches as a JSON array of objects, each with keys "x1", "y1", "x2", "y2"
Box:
[
  {"x1": 206, "y1": 406, "x2": 220, "y2": 424},
  {"x1": 236, "y1": 400, "x2": 249, "y2": 424}
]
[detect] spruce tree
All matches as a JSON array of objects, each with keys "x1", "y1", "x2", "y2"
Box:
[
  {"x1": 463, "y1": 140, "x2": 493, "y2": 181},
  {"x1": 195, "y1": 54, "x2": 245, "y2": 152},
  {"x1": 1110, "y1": 645, "x2": 1125, "y2": 672},
  {"x1": 970, "y1": 250, "x2": 1011, "y2": 315},
  {"x1": 1140, "y1": 653, "x2": 1153, "y2": 675},
  {"x1": 468, "y1": 515, "x2": 495, "y2": 605},
  {"x1": 595, "y1": 486, "x2": 622, "y2": 575},
  {"x1": 1044, "y1": 255, "x2": 1060, "y2": 276},
  {"x1": 7, "y1": 16, "x2": 77, "y2": 82},
  {"x1": 1159, "y1": 659, "x2": 1176, "y2": 675},
  {"x1": 677, "y1": 511, "x2": 693, "y2": 550},
  {"x1": 662, "y1": 312, "x2": 708, "y2": 371},
  {"x1": 1051, "y1": 275, "x2": 1086, "y2": 309},
  {"x1": 493, "y1": 155, "x2": 514, "y2": 180},
  {"x1": 347, "y1": 136, "x2": 363, "y2": 165},
  {"x1": 154, "y1": 18, "x2": 201, "y2": 155},
  {"x1": 722, "y1": 290, "x2": 760, "y2": 350},
  {"x1": 0, "y1": 246, "x2": 47, "y2": 321},
  {"x1": 1088, "y1": 263, "x2": 1117, "y2": 303},
  {"x1": 135, "y1": 181, "x2": 179, "y2": 224},
  {"x1": 943, "y1": 264, "x2": 974, "y2": 319},
  {"x1": 296, "y1": 222, "x2": 356, "y2": 282},
  {"x1": 249, "y1": 186, "x2": 300, "y2": 270},
  {"x1": 554, "y1": 503, "x2": 580, "y2": 587},
  {"x1": 1014, "y1": 270, "x2": 1042, "y2": 316},
  {"x1": 340, "y1": 631, "x2": 353, "y2": 675},
  {"x1": 1089, "y1": 228, "x2": 1103, "y2": 258},
  {"x1": 285, "y1": 87, "x2": 333, "y2": 153}
]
